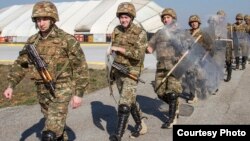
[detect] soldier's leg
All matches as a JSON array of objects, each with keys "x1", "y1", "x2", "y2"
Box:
[
  {"x1": 42, "y1": 83, "x2": 72, "y2": 141},
  {"x1": 242, "y1": 56, "x2": 247, "y2": 70},
  {"x1": 161, "y1": 76, "x2": 182, "y2": 129},
  {"x1": 130, "y1": 102, "x2": 147, "y2": 138},
  {"x1": 225, "y1": 60, "x2": 232, "y2": 82},
  {"x1": 235, "y1": 57, "x2": 240, "y2": 69},
  {"x1": 110, "y1": 75, "x2": 146, "y2": 141},
  {"x1": 109, "y1": 104, "x2": 130, "y2": 141},
  {"x1": 185, "y1": 71, "x2": 197, "y2": 104},
  {"x1": 161, "y1": 92, "x2": 179, "y2": 129}
]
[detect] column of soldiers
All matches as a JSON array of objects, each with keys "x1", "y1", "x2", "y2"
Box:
[{"x1": 2, "y1": 1, "x2": 250, "y2": 141}]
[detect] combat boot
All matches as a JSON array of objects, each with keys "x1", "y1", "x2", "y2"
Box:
[
  {"x1": 235, "y1": 57, "x2": 239, "y2": 70},
  {"x1": 130, "y1": 103, "x2": 147, "y2": 138},
  {"x1": 187, "y1": 92, "x2": 198, "y2": 104},
  {"x1": 109, "y1": 104, "x2": 130, "y2": 141},
  {"x1": 161, "y1": 93, "x2": 179, "y2": 129},
  {"x1": 224, "y1": 62, "x2": 232, "y2": 82}
]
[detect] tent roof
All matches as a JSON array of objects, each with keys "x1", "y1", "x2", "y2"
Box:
[{"x1": 0, "y1": 0, "x2": 164, "y2": 37}]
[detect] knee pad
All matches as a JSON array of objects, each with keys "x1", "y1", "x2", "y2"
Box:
[
  {"x1": 41, "y1": 130, "x2": 57, "y2": 141},
  {"x1": 167, "y1": 93, "x2": 178, "y2": 100},
  {"x1": 118, "y1": 104, "x2": 130, "y2": 114}
]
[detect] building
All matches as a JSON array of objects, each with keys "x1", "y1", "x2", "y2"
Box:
[{"x1": 0, "y1": 0, "x2": 164, "y2": 43}]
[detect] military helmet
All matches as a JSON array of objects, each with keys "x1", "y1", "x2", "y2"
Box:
[
  {"x1": 161, "y1": 8, "x2": 177, "y2": 20},
  {"x1": 189, "y1": 15, "x2": 201, "y2": 25},
  {"x1": 216, "y1": 10, "x2": 226, "y2": 17},
  {"x1": 244, "y1": 15, "x2": 249, "y2": 21},
  {"x1": 32, "y1": 1, "x2": 59, "y2": 22},
  {"x1": 236, "y1": 13, "x2": 244, "y2": 20},
  {"x1": 116, "y1": 2, "x2": 136, "y2": 18}
]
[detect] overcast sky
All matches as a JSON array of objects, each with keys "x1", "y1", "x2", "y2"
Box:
[{"x1": 0, "y1": 0, "x2": 250, "y2": 28}]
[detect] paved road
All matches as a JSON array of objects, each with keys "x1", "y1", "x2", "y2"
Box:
[
  {"x1": 0, "y1": 45, "x2": 157, "y2": 69},
  {"x1": 0, "y1": 63, "x2": 250, "y2": 141}
]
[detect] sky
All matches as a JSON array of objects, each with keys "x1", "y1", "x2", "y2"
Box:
[{"x1": 0, "y1": 0, "x2": 250, "y2": 28}]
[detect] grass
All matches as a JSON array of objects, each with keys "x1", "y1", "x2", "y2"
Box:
[{"x1": 0, "y1": 65, "x2": 108, "y2": 108}]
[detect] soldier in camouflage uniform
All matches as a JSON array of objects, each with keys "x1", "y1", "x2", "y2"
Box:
[
  {"x1": 244, "y1": 15, "x2": 250, "y2": 62},
  {"x1": 244, "y1": 14, "x2": 250, "y2": 32},
  {"x1": 147, "y1": 8, "x2": 181, "y2": 129},
  {"x1": 185, "y1": 15, "x2": 212, "y2": 103},
  {"x1": 108, "y1": 2, "x2": 148, "y2": 141},
  {"x1": 232, "y1": 13, "x2": 248, "y2": 70},
  {"x1": 216, "y1": 10, "x2": 234, "y2": 82},
  {"x1": 3, "y1": 1, "x2": 89, "y2": 141}
]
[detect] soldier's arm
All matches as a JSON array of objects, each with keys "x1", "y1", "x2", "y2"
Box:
[
  {"x1": 66, "y1": 36, "x2": 89, "y2": 97},
  {"x1": 114, "y1": 30, "x2": 148, "y2": 61},
  {"x1": 7, "y1": 47, "x2": 29, "y2": 89}
]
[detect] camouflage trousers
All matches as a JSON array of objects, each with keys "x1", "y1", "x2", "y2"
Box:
[
  {"x1": 36, "y1": 82, "x2": 72, "y2": 139},
  {"x1": 225, "y1": 41, "x2": 233, "y2": 63},
  {"x1": 154, "y1": 68, "x2": 183, "y2": 97},
  {"x1": 114, "y1": 70, "x2": 138, "y2": 106}
]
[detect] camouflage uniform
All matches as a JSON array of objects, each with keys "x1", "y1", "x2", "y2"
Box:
[
  {"x1": 109, "y1": 2, "x2": 147, "y2": 141},
  {"x1": 148, "y1": 8, "x2": 181, "y2": 129},
  {"x1": 244, "y1": 15, "x2": 250, "y2": 62},
  {"x1": 185, "y1": 15, "x2": 212, "y2": 103},
  {"x1": 232, "y1": 13, "x2": 248, "y2": 70},
  {"x1": 7, "y1": 1, "x2": 89, "y2": 140},
  {"x1": 216, "y1": 10, "x2": 234, "y2": 81}
]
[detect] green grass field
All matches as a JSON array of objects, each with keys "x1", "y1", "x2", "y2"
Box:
[{"x1": 0, "y1": 65, "x2": 108, "y2": 108}]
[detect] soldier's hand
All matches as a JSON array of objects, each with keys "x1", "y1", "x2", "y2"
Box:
[
  {"x1": 70, "y1": 95, "x2": 82, "y2": 109},
  {"x1": 3, "y1": 87, "x2": 13, "y2": 99}
]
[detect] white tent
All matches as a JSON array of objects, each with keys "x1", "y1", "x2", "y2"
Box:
[{"x1": 0, "y1": 0, "x2": 164, "y2": 41}]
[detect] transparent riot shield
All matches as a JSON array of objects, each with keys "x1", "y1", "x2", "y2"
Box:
[
  {"x1": 212, "y1": 39, "x2": 227, "y2": 71},
  {"x1": 233, "y1": 31, "x2": 250, "y2": 57},
  {"x1": 153, "y1": 24, "x2": 197, "y2": 79}
]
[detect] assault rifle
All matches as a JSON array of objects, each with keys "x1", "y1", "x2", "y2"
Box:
[
  {"x1": 112, "y1": 62, "x2": 145, "y2": 84},
  {"x1": 26, "y1": 44, "x2": 56, "y2": 97}
]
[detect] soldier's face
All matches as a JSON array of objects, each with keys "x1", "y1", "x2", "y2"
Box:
[
  {"x1": 236, "y1": 19, "x2": 243, "y2": 24},
  {"x1": 190, "y1": 21, "x2": 199, "y2": 29},
  {"x1": 162, "y1": 15, "x2": 173, "y2": 25},
  {"x1": 36, "y1": 17, "x2": 52, "y2": 32},
  {"x1": 119, "y1": 14, "x2": 132, "y2": 28}
]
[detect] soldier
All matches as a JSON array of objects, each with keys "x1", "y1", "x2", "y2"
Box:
[
  {"x1": 147, "y1": 8, "x2": 181, "y2": 129},
  {"x1": 3, "y1": 1, "x2": 89, "y2": 141},
  {"x1": 108, "y1": 2, "x2": 148, "y2": 141},
  {"x1": 244, "y1": 14, "x2": 250, "y2": 62},
  {"x1": 216, "y1": 10, "x2": 234, "y2": 82},
  {"x1": 232, "y1": 13, "x2": 248, "y2": 70},
  {"x1": 185, "y1": 15, "x2": 212, "y2": 103},
  {"x1": 244, "y1": 15, "x2": 250, "y2": 34}
]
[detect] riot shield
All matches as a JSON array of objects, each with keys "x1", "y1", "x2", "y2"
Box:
[
  {"x1": 233, "y1": 31, "x2": 250, "y2": 57},
  {"x1": 105, "y1": 45, "x2": 117, "y2": 103},
  {"x1": 200, "y1": 53, "x2": 223, "y2": 96},
  {"x1": 212, "y1": 39, "x2": 227, "y2": 71},
  {"x1": 153, "y1": 24, "x2": 197, "y2": 79}
]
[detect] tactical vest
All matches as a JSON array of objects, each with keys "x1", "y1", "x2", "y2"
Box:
[
  {"x1": 112, "y1": 23, "x2": 143, "y2": 67},
  {"x1": 27, "y1": 26, "x2": 71, "y2": 82}
]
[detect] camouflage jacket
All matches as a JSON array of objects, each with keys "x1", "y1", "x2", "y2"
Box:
[
  {"x1": 111, "y1": 23, "x2": 147, "y2": 75},
  {"x1": 232, "y1": 22, "x2": 247, "y2": 39},
  {"x1": 189, "y1": 28, "x2": 212, "y2": 51},
  {"x1": 7, "y1": 25, "x2": 89, "y2": 97}
]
